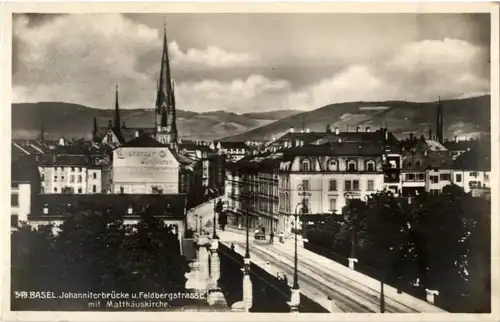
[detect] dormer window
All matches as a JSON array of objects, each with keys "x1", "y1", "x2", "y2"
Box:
[
  {"x1": 347, "y1": 160, "x2": 357, "y2": 172},
  {"x1": 327, "y1": 159, "x2": 338, "y2": 171},
  {"x1": 366, "y1": 160, "x2": 375, "y2": 172},
  {"x1": 301, "y1": 159, "x2": 311, "y2": 171}
]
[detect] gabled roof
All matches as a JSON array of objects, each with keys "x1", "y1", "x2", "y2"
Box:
[
  {"x1": 271, "y1": 132, "x2": 327, "y2": 146},
  {"x1": 120, "y1": 135, "x2": 166, "y2": 148},
  {"x1": 219, "y1": 141, "x2": 247, "y2": 149},
  {"x1": 12, "y1": 155, "x2": 41, "y2": 183},
  {"x1": 33, "y1": 193, "x2": 187, "y2": 219},
  {"x1": 453, "y1": 149, "x2": 491, "y2": 171},
  {"x1": 311, "y1": 129, "x2": 399, "y2": 146},
  {"x1": 283, "y1": 141, "x2": 383, "y2": 157}
]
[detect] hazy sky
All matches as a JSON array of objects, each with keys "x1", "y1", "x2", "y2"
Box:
[{"x1": 12, "y1": 13, "x2": 490, "y2": 113}]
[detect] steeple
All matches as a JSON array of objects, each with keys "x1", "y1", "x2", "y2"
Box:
[
  {"x1": 40, "y1": 123, "x2": 45, "y2": 143},
  {"x1": 154, "y1": 22, "x2": 178, "y2": 146},
  {"x1": 436, "y1": 96, "x2": 444, "y2": 143},
  {"x1": 92, "y1": 117, "x2": 97, "y2": 141},
  {"x1": 114, "y1": 84, "x2": 121, "y2": 136}
]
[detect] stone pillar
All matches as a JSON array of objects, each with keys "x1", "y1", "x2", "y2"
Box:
[
  {"x1": 197, "y1": 236, "x2": 210, "y2": 291},
  {"x1": 348, "y1": 258, "x2": 358, "y2": 270},
  {"x1": 207, "y1": 239, "x2": 226, "y2": 306},
  {"x1": 425, "y1": 289, "x2": 439, "y2": 305},
  {"x1": 242, "y1": 257, "x2": 253, "y2": 312},
  {"x1": 287, "y1": 288, "x2": 300, "y2": 313}
]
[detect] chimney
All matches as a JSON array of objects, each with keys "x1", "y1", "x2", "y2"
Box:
[
  {"x1": 127, "y1": 205, "x2": 133, "y2": 215},
  {"x1": 135, "y1": 130, "x2": 140, "y2": 138},
  {"x1": 58, "y1": 137, "x2": 65, "y2": 146},
  {"x1": 366, "y1": 127, "x2": 370, "y2": 133},
  {"x1": 337, "y1": 137, "x2": 342, "y2": 144},
  {"x1": 43, "y1": 204, "x2": 49, "y2": 215},
  {"x1": 306, "y1": 128, "x2": 311, "y2": 133},
  {"x1": 289, "y1": 128, "x2": 294, "y2": 133},
  {"x1": 335, "y1": 127, "x2": 340, "y2": 135},
  {"x1": 356, "y1": 126, "x2": 360, "y2": 132}
]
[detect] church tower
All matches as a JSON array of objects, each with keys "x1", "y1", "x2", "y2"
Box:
[
  {"x1": 155, "y1": 23, "x2": 178, "y2": 147},
  {"x1": 436, "y1": 97, "x2": 444, "y2": 143}
]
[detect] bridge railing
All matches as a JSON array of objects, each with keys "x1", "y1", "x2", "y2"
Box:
[{"x1": 218, "y1": 242, "x2": 329, "y2": 313}]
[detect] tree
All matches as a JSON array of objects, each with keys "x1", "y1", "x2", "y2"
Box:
[{"x1": 12, "y1": 207, "x2": 191, "y2": 309}]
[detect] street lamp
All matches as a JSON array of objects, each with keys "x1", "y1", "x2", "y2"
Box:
[
  {"x1": 289, "y1": 183, "x2": 307, "y2": 313},
  {"x1": 344, "y1": 191, "x2": 356, "y2": 259},
  {"x1": 212, "y1": 187, "x2": 219, "y2": 240}
]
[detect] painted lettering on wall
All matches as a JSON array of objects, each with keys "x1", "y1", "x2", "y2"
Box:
[{"x1": 114, "y1": 148, "x2": 176, "y2": 167}]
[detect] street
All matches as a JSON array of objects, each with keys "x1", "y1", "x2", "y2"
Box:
[{"x1": 186, "y1": 200, "x2": 445, "y2": 313}]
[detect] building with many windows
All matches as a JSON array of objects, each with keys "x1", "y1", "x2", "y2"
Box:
[
  {"x1": 37, "y1": 145, "x2": 107, "y2": 194},
  {"x1": 11, "y1": 155, "x2": 41, "y2": 227}
]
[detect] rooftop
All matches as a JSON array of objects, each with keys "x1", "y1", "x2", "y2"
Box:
[{"x1": 33, "y1": 193, "x2": 187, "y2": 219}]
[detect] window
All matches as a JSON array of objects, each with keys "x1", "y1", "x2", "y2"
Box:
[
  {"x1": 329, "y1": 198, "x2": 337, "y2": 211},
  {"x1": 302, "y1": 180, "x2": 310, "y2": 191},
  {"x1": 417, "y1": 173, "x2": 425, "y2": 181},
  {"x1": 329, "y1": 180, "x2": 337, "y2": 191},
  {"x1": 470, "y1": 172, "x2": 478, "y2": 178},
  {"x1": 407, "y1": 161, "x2": 412, "y2": 168},
  {"x1": 469, "y1": 181, "x2": 481, "y2": 189},
  {"x1": 11, "y1": 215, "x2": 19, "y2": 228},
  {"x1": 71, "y1": 167, "x2": 75, "y2": 172},
  {"x1": 93, "y1": 172, "x2": 97, "y2": 179},
  {"x1": 120, "y1": 186, "x2": 124, "y2": 194},
  {"x1": 77, "y1": 188, "x2": 82, "y2": 194},
  {"x1": 54, "y1": 176, "x2": 58, "y2": 182},
  {"x1": 416, "y1": 161, "x2": 421, "y2": 168},
  {"x1": 430, "y1": 176, "x2": 439, "y2": 184},
  {"x1": 353, "y1": 180, "x2": 359, "y2": 191},
  {"x1": 301, "y1": 159, "x2": 311, "y2": 171},
  {"x1": 328, "y1": 159, "x2": 338, "y2": 171},
  {"x1": 41, "y1": 174, "x2": 45, "y2": 181},
  {"x1": 92, "y1": 185, "x2": 97, "y2": 193},
  {"x1": 366, "y1": 161, "x2": 375, "y2": 172},
  {"x1": 11, "y1": 194, "x2": 18, "y2": 206},
  {"x1": 344, "y1": 180, "x2": 359, "y2": 191},
  {"x1": 405, "y1": 174, "x2": 415, "y2": 181},
  {"x1": 70, "y1": 175, "x2": 75, "y2": 183},
  {"x1": 440, "y1": 173, "x2": 451, "y2": 181},
  {"x1": 367, "y1": 180, "x2": 374, "y2": 191},
  {"x1": 61, "y1": 176, "x2": 65, "y2": 181},
  {"x1": 54, "y1": 187, "x2": 58, "y2": 192},
  {"x1": 455, "y1": 174, "x2": 462, "y2": 183},
  {"x1": 77, "y1": 175, "x2": 82, "y2": 183},
  {"x1": 430, "y1": 189, "x2": 440, "y2": 195},
  {"x1": 107, "y1": 133, "x2": 113, "y2": 142},
  {"x1": 347, "y1": 160, "x2": 357, "y2": 172}
]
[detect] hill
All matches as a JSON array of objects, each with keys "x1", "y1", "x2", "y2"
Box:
[
  {"x1": 11, "y1": 102, "x2": 296, "y2": 141},
  {"x1": 222, "y1": 95, "x2": 491, "y2": 142}
]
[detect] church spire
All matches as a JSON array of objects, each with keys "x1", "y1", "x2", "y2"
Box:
[
  {"x1": 155, "y1": 21, "x2": 178, "y2": 146},
  {"x1": 156, "y1": 22, "x2": 174, "y2": 127},
  {"x1": 436, "y1": 96, "x2": 444, "y2": 143},
  {"x1": 114, "y1": 84, "x2": 121, "y2": 136},
  {"x1": 40, "y1": 123, "x2": 45, "y2": 143}
]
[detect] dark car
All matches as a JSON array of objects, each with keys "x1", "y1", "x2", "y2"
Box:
[{"x1": 254, "y1": 229, "x2": 266, "y2": 240}]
